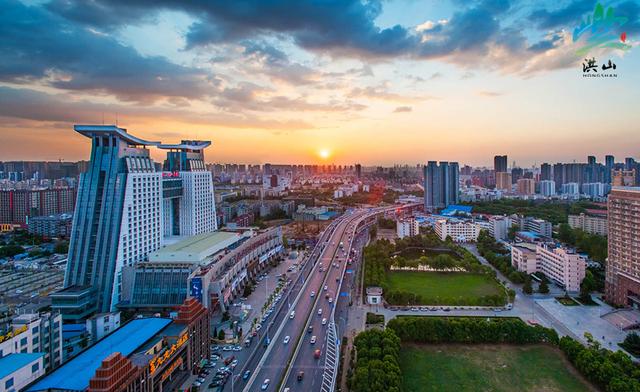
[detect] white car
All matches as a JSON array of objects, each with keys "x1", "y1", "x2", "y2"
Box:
[
  {"x1": 310, "y1": 335, "x2": 317, "y2": 344},
  {"x1": 262, "y1": 379, "x2": 270, "y2": 390},
  {"x1": 328, "y1": 297, "x2": 333, "y2": 303},
  {"x1": 318, "y1": 308, "x2": 322, "y2": 315},
  {"x1": 283, "y1": 336, "x2": 290, "y2": 344},
  {"x1": 322, "y1": 318, "x2": 327, "y2": 325},
  {"x1": 310, "y1": 291, "x2": 315, "y2": 297},
  {"x1": 324, "y1": 285, "x2": 328, "y2": 291}
]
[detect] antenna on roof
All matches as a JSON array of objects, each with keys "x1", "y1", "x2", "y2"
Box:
[{"x1": 115, "y1": 112, "x2": 118, "y2": 126}]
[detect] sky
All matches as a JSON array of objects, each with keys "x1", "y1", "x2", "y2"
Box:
[{"x1": 1, "y1": 0, "x2": 640, "y2": 167}]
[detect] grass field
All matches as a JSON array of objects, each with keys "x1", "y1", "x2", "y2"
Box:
[
  {"x1": 399, "y1": 344, "x2": 596, "y2": 392},
  {"x1": 386, "y1": 271, "x2": 505, "y2": 305}
]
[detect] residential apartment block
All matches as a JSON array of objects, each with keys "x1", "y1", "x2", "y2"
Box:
[
  {"x1": 568, "y1": 212, "x2": 608, "y2": 236},
  {"x1": 434, "y1": 219, "x2": 480, "y2": 242},
  {"x1": 396, "y1": 218, "x2": 419, "y2": 239},
  {"x1": 606, "y1": 187, "x2": 640, "y2": 306},
  {"x1": 511, "y1": 243, "x2": 586, "y2": 292}
]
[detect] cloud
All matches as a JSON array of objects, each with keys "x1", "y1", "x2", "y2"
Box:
[
  {"x1": 1, "y1": 0, "x2": 213, "y2": 103},
  {"x1": 348, "y1": 82, "x2": 437, "y2": 102},
  {"x1": 0, "y1": 86, "x2": 316, "y2": 132},
  {"x1": 529, "y1": 0, "x2": 596, "y2": 30},
  {"x1": 393, "y1": 106, "x2": 412, "y2": 113},
  {"x1": 478, "y1": 91, "x2": 502, "y2": 97}
]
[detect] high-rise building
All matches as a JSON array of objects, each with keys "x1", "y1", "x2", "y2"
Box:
[
  {"x1": 423, "y1": 161, "x2": 459, "y2": 211},
  {"x1": 0, "y1": 188, "x2": 76, "y2": 226},
  {"x1": 355, "y1": 163, "x2": 362, "y2": 179},
  {"x1": 494, "y1": 155, "x2": 507, "y2": 173},
  {"x1": 65, "y1": 126, "x2": 164, "y2": 313},
  {"x1": 511, "y1": 167, "x2": 523, "y2": 184},
  {"x1": 612, "y1": 169, "x2": 636, "y2": 186},
  {"x1": 606, "y1": 187, "x2": 640, "y2": 306},
  {"x1": 160, "y1": 140, "x2": 217, "y2": 237},
  {"x1": 495, "y1": 172, "x2": 512, "y2": 191},
  {"x1": 64, "y1": 125, "x2": 216, "y2": 313},
  {"x1": 605, "y1": 155, "x2": 615, "y2": 184},
  {"x1": 539, "y1": 180, "x2": 556, "y2": 196},
  {"x1": 587, "y1": 155, "x2": 596, "y2": 165},
  {"x1": 540, "y1": 163, "x2": 552, "y2": 181},
  {"x1": 516, "y1": 178, "x2": 535, "y2": 195}
]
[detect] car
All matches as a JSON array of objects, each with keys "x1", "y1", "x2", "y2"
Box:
[
  {"x1": 256, "y1": 324, "x2": 262, "y2": 331},
  {"x1": 297, "y1": 371, "x2": 305, "y2": 381},
  {"x1": 314, "y1": 349, "x2": 321, "y2": 359},
  {"x1": 318, "y1": 308, "x2": 322, "y2": 315},
  {"x1": 243, "y1": 370, "x2": 251, "y2": 380},
  {"x1": 322, "y1": 318, "x2": 327, "y2": 325},
  {"x1": 197, "y1": 377, "x2": 206, "y2": 383},
  {"x1": 310, "y1": 335, "x2": 317, "y2": 344},
  {"x1": 193, "y1": 381, "x2": 202, "y2": 387},
  {"x1": 308, "y1": 325, "x2": 313, "y2": 333},
  {"x1": 290, "y1": 311, "x2": 295, "y2": 319},
  {"x1": 310, "y1": 291, "x2": 315, "y2": 297},
  {"x1": 283, "y1": 336, "x2": 290, "y2": 344},
  {"x1": 233, "y1": 346, "x2": 242, "y2": 351},
  {"x1": 328, "y1": 297, "x2": 333, "y2": 303},
  {"x1": 261, "y1": 379, "x2": 270, "y2": 390},
  {"x1": 324, "y1": 285, "x2": 328, "y2": 291}
]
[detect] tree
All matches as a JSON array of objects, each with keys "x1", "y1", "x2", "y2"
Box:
[
  {"x1": 282, "y1": 235, "x2": 289, "y2": 248},
  {"x1": 621, "y1": 332, "x2": 640, "y2": 357},
  {"x1": 539, "y1": 280, "x2": 549, "y2": 294},
  {"x1": 369, "y1": 225, "x2": 378, "y2": 240},
  {"x1": 217, "y1": 329, "x2": 226, "y2": 340},
  {"x1": 53, "y1": 241, "x2": 69, "y2": 254},
  {"x1": 580, "y1": 270, "x2": 596, "y2": 301},
  {"x1": 508, "y1": 225, "x2": 518, "y2": 241},
  {"x1": 243, "y1": 283, "x2": 254, "y2": 298},
  {"x1": 523, "y1": 278, "x2": 533, "y2": 295},
  {"x1": 557, "y1": 223, "x2": 576, "y2": 245},
  {"x1": 0, "y1": 245, "x2": 24, "y2": 258}
]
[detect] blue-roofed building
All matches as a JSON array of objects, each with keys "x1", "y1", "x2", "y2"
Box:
[
  {"x1": 26, "y1": 298, "x2": 210, "y2": 392},
  {"x1": 515, "y1": 231, "x2": 544, "y2": 243},
  {"x1": 0, "y1": 353, "x2": 44, "y2": 392},
  {"x1": 28, "y1": 318, "x2": 171, "y2": 392},
  {"x1": 439, "y1": 204, "x2": 473, "y2": 217}
]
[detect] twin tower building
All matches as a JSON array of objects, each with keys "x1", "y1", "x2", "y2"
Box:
[{"x1": 64, "y1": 125, "x2": 217, "y2": 312}]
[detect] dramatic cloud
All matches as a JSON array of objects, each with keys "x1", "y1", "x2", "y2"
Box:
[
  {"x1": 393, "y1": 106, "x2": 412, "y2": 113},
  {"x1": 1, "y1": 0, "x2": 213, "y2": 103}
]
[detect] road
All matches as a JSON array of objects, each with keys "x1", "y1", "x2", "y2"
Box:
[
  {"x1": 242, "y1": 211, "x2": 359, "y2": 391},
  {"x1": 281, "y1": 218, "x2": 370, "y2": 391}
]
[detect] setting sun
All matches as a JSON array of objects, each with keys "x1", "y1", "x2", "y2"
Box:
[{"x1": 318, "y1": 148, "x2": 331, "y2": 160}]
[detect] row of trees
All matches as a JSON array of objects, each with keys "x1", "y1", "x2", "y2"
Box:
[
  {"x1": 560, "y1": 335, "x2": 640, "y2": 391},
  {"x1": 477, "y1": 230, "x2": 529, "y2": 284},
  {"x1": 463, "y1": 199, "x2": 598, "y2": 225},
  {"x1": 350, "y1": 329, "x2": 402, "y2": 392},
  {"x1": 387, "y1": 316, "x2": 559, "y2": 345},
  {"x1": 385, "y1": 289, "x2": 506, "y2": 306}
]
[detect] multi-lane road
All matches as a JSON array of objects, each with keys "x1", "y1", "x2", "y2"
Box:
[{"x1": 241, "y1": 204, "x2": 417, "y2": 391}]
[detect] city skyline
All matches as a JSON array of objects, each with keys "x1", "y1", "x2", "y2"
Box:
[{"x1": 1, "y1": 0, "x2": 640, "y2": 166}]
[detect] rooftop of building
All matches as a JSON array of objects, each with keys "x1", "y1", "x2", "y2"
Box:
[
  {"x1": 516, "y1": 231, "x2": 543, "y2": 240},
  {"x1": 149, "y1": 231, "x2": 242, "y2": 263},
  {"x1": 0, "y1": 353, "x2": 43, "y2": 380},
  {"x1": 50, "y1": 285, "x2": 94, "y2": 296},
  {"x1": 28, "y1": 317, "x2": 172, "y2": 392},
  {"x1": 440, "y1": 205, "x2": 473, "y2": 216}
]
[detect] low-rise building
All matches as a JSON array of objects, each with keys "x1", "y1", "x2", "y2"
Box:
[
  {"x1": 366, "y1": 287, "x2": 383, "y2": 305},
  {"x1": 0, "y1": 312, "x2": 63, "y2": 372},
  {"x1": 0, "y1": 353, "x2": 44, "y2": 392},
  {"x1": 120, "y1": 228, "x2": 284, "y2": 313},
  {"x1": 85, "y1": 312, "x2": 121, "y2": 345},
  {"x1": 568, "y1": 212, "x2": 608, "y2": 236},
  {"x1": 434, "y1": 219, "x2": 480, "y2": 242},
  {"x1": 537, "y1": 244, "x2": 586, "y2": 292},
  {"x1": 511, "y1": 244, "x2": 538, "y2": 274},
  {"x1": 27, "y1": 298, "x2": 209, "y2": 392},
  {"x1": 27, "y1": 213, "x2": 73, "y2": 238},
  {"x1": 396, "y1": 218, "x2": 419, "y2": 239}
]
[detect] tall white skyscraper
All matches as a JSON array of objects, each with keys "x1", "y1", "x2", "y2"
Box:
[{"x1": 64, "y1": 126, "x2": 216, "y2": 313}]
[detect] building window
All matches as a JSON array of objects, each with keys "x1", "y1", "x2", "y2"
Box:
[
  {"x1": 32, "y1": 362, "x2": 39, "y2": 373},
  {"x1": 5, "y1": 378, "x2": 14, "y2": 388}
]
